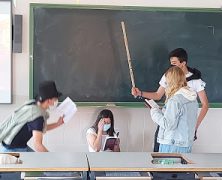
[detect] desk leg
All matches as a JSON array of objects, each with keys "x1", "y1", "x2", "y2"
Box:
[
  {"x1": 82, "y1": 171, "x2": 89, "y2": 180},
  {"x1": 89, "y1": 171, "x2": 95, "y2": 180}
]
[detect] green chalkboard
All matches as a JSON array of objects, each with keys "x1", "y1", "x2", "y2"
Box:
[{"x1": 30, "y1": 4, "x2": 222, "y2": 106}]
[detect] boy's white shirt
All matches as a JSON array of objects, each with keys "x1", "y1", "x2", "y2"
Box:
[{"x1": 159, "y1": 72, "x2": 206, "y2": 93}]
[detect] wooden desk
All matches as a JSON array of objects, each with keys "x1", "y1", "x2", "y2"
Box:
[
  {"x1": 184, "y1": 153, "x2": 222, "y2": 172},
  {"x1": 2, "y1": 152, "x2": 221, "y2": 172},
  {"x1": 87, "y1": 152, "x2": 153, "y2": 180},
  {"x1": 87, "y1": 152, "x2": 222, "y2": 172},
  {"x1": 1, "y1": 152, "x2": 222, "y2": 179},
  {"x1": 87, "y1": 152, "x2": 222, "y2": 180},
  {"x1": 87, "y1": 152, "x2": 150, "y2": 172},
  {"x1": 0, "y1": 152, "x2": 89, "y2": 179},
  {"x1": 0, "y1": 152, "x2": 88, "y2": 172}
]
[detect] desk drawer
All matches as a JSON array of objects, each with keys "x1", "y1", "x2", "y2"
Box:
[
  {"x1": 22, "y1": 171, "x2": 82, "y2": 180},
  {"x1": 151, "y1": 172, "x2": 195, "y2": 180},
  {"x1": 197, "y1": 172, "x2": 222, "y2": 180},
  {"x1": 95, "y1": 171, "x2": 151, "y2": 180}
]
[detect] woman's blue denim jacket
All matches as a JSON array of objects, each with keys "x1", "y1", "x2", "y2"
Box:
[{"x1": 151, "y1": 93, "x2": 198, "y2": 147}]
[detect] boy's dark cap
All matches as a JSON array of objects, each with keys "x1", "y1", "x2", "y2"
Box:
[{"x1": 38, "y1": 81, "x2": 62, "y2": 101}]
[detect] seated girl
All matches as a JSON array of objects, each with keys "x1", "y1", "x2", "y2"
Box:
[{"x1": 86, "y1": 109, "x2": 120, "y2": 152}]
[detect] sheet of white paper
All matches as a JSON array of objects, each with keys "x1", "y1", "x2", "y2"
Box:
[
  {"x1": 145, "y1": 99, "x2": 159, "y2": 108},
  {"x1": 55, "y1": 97, "x2": 77, "y2": 123}
]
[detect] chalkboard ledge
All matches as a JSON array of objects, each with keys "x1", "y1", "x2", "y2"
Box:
[{"x1": 74, "y1": 102, "x2": 221, "y2": 108}]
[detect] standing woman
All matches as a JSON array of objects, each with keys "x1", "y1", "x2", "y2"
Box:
[
  {"x1": 86, "y1": 109, "x2": 120, "y2": 152},
  {"x1": 150, "y1": 66, "x2": 198, "y2": 153}
]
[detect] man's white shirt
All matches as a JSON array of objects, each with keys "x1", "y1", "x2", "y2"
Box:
[{"x1": 159, "y1": 72, "x2": 206, "y2": 93}]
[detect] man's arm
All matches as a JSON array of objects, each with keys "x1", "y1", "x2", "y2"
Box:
[
  {"x1": 32, "y1": 130, "x2": 48, "y2": 152},
  {"x1": 131, "y1": 86, "x2": 165, "y2": 100},
  {"x1": 196, "y1": 90, "x2": 209, "y2": 130}
]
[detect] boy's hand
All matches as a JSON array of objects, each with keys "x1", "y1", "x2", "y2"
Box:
[
  {"x1": 131, "y1": 87, "x2": 141, "y2": 97},
  {"x1": 57, "y1": 115, "x2": 64, "y2": 126}
]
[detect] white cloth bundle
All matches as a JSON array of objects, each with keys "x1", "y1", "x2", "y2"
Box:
[{"x1": 0, "y1": 154, "x2": 18, "y2": 164}]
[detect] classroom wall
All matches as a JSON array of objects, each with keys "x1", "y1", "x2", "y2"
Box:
[{"x1": 0, "y1": 0, "x2": 222, "y2": 153}]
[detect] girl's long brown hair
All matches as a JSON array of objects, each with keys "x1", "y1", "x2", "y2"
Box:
[{"x1": 92, "y1": 109, "x2": 115, "y2": 136}]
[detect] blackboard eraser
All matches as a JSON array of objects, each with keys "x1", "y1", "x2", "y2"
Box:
[{"x1": 106, "y1": 103, "x2": 116, "y2": 107}]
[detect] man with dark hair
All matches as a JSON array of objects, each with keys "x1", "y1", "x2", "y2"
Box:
[
  {"x1": 132, "y1": 48, "x2": 208, "y2": 152},
  {"x1": 0, "y1": 81, "x2": 64, "y2": 152},
  {"x1": 169, "y1": 48, "x2": 201, "y2": 81}
]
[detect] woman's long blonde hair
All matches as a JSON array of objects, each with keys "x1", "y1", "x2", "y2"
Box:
[{"x1": 165, "y1": 66, "x2": 187, "y2": 102}]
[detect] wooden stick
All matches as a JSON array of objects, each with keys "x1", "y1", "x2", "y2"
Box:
[{"x1": 121, "y1": 21, "x2": 136, "y2": 87}]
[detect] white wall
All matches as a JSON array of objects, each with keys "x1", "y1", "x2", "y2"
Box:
[{"x1": 0, "y1": 0, "x2": 222, "y2": 152}]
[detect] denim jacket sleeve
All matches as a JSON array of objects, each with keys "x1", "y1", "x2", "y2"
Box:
[{"x1": 150, "y1": 98, "x2": 181, "y2": 130}]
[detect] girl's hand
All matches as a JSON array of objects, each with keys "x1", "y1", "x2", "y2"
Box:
[
  {"x1": 98, "y1": 119, "x2": 105, "y2": 132},
  {"x1": 113, "y1": 138, "x2": 120, "y2": 152},
  {"x1": 114, "y1": 138, "x2": 120, "y2": 146}
]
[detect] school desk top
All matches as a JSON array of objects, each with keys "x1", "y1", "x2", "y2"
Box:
[
  {"x1": 86, "y1": 152, "x2": 222, "y2": 172},
  {"x1": 0, "y1": 152, "x2": 88, "y2": 172},
  {"x1": 1, "y1": 152, "x2": 222, "y2": 172}
]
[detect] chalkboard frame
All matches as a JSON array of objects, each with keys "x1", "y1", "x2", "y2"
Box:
[
  {"x1": 0, "y1": 0, "x2": 12, "y2": 104},
  {"x1": 29, "y1": 3, "x2": 222, "y2": 107}
]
